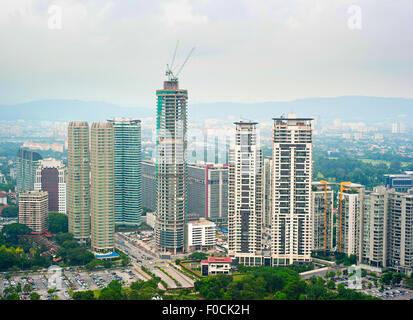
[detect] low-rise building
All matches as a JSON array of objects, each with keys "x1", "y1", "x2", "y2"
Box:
[
  {"x1": 187, "y1": 218, "x2": 216, "y2": 252},
  {"x1": 201, "y1": 257, "x2": 232, "y2": 276}
]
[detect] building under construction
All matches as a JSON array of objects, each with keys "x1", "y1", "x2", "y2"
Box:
[{"x1": 154, "y1": 77, "x2": 189, "y2": 254}]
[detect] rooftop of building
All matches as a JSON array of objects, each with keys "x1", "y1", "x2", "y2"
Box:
[
  {"x1": 188, "y1": 218, "x2": 216, "y2": 227},
  {"x1": 91, "y1": 121, "x2": 113, "y2": 129},
  {"x1": 188, "y1": 162, "x2": 228, "y2": 169},
  {"x1": 108, "y1": 118, "x2": 141, "y2": 124},
  {"x1": 38, "y1": 158, "x2": 65, "y2": 169},
  {"x1": 234, "y1": 120, "x2": 258, "y2": 125},
  {"x1": 201, "y1": 257, "x2": 232, "y2": 264},
  {"x1": 19, "y1": 190, "x2": 48, "y2": 197},
  {"x1": 68, "y1": 121, "x2": 89, "y2": 127}
]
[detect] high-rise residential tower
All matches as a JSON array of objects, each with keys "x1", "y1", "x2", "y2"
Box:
[
  {"x1": 337, "y1": 182, "x2": 365, "y2": 256},
  {"x1": 19, "y1": 190, "x2": 48, "y2": 233},
  {"x1": 67, "y1": 121, "x2": 90, "y2": 243},
  {"x1": 272, "y1": 115, "x2": 313, "y2": 266},
  {"x1": 34, "y1": 158, "x2": 67, "y2": 214},
  {"x1": 311, "y1": 181, "x2": 334, "y2": 252},
  {"x1": 90, "y1": 122, "x2": 115, "y2": 255},
  {"x1": 263, "y1": 156, "x2": 273, "y2": 228},
  {"x1": 155, "y1": 79, "x2": 188, "y2": 254},
  {"x1": 16, "y1": 149, "x2": 42, "y2": 193},
  {"x1": 228, "y1": 121, "x2": 264, "y2": 266},
  {"x1": 387, "y1": 189, "x2": 413, "y2": 275},
  {"x1": 108, "y1": 118, "x2": 142, "y2": 226}
]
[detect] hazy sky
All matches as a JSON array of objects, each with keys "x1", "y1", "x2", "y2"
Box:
[{"x1": 1, "y1": 0, "x2": 412, "y2": 107}]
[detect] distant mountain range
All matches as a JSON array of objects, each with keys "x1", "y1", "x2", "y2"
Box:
[{"x1": 1, "y1": 96, "x2": 412, "y2": 123}]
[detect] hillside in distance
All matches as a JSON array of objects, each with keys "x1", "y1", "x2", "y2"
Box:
[
  {"x1": 190, "y1": 96, "x2": 413, "y2": 123},
  {"x1": 1, "y1": 96, "x2": 412, "y2": 123}
]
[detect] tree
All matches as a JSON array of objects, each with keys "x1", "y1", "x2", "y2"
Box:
[
  {"x1": 274, "y1": 291, "x2": 287, "y2": 300},
  {"x1": 327, "y1": 280, "x2": 336, "y2": 290},
  {"x1": 99, "y1": 281, "x2": 124, "y2": 300},
  {"x1": 381, "y1": 272, "x2": 393, "y2": 285},
  {"x1": 48, "y1": 212, "x2": 68, "y2": 234},
  {"x1": 392, "y1": 273, "x2": 403, "y2": 285},
  {"x1": 1, "y1": 206, "x2": 18, "y2": 218},
  {"x1": 390, "y1": 160, "x2": 401, "y2": 172},
  {"x1": 1, "y1": 223, "x2": 31, "y2": 244},
  {"x1": 188, "y1": 252, "x2": 208, "y2": 261},
  {"x1": 73, "y1": 290, "x2": 95, "y2": 300},
  {"x1": 30, "y1": 292, "x2": 41, "y2": 300},
  {"x1": 5, "y1": 293, "x2": 20, "y2": 300}
]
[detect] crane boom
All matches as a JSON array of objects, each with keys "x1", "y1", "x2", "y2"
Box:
[
  {"x1": 175, "y1": 47, "x2": 195, "y2": 77},
  {"x1": 170, "y1": 40, "x2": 179, "y2": 71}
]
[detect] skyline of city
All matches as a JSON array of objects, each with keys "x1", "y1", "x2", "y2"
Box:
[{"x1": 1, "y1": 0, "x2": 412, "y2": 305}]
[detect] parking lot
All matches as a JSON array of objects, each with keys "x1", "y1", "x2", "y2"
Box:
[
  {"x1": 361, "y1": 286, "x2": 413, "y2": 300},
  {"x1": 0, "y1": 266, "x2": 147, "y2": 300}
]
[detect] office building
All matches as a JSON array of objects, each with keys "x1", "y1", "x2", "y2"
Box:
[
  {"x1": 188, "y1": 163, "x2": 228, "y2": 225},
  {"x1": 228, "y1": 121, "x2": 263, "y2": 266},
  {"x1": 19, "y1": 190, "x2": 48, "y2": 233},
  {"x1": 90, "y1": 122, "x2": 115, "y2": 255},
  {"x1": 67, "y1": 121, "x2": 90, "y2": 243},
  {"x1": 142, "y1": 160, "x2": 157, "y2": 211},
  {"x1": 272, "y1": 115, "x2": 313, "y2": 265},
  {"x1": 311, "y1": 181, "x2": 334, "y2": 252},
  {"x1": 155, "y1": 78, "x2": 188, "y2": 254},
  {"x1": 143, "y1": 161, "x2": 228, "y2": 225},
  {"x1": 385, "y1": 172, "x2": 413, "y2": 193},
  {"x1": 34, "y1": 158, "x2": 67, "y2": 214},
  {"x1": 16, "y1": 149, "x2": 42, "y2": 193},
  {"x1": 187, "y1": 218, "x2": 216, "y2": 252},
  {"x1": 108, "y1": 118, "x2": 142, "y2": 226}
]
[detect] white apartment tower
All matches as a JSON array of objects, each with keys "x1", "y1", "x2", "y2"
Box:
[
  {"x1": 272, "y1": 115, "x2": 313, "y2": 266},
  {"x1": 228, "y1": 121, "x2": 264, "y2": 266},
  {"x1": 337, "y1": 183, "x2": 365, "y2": 256}
]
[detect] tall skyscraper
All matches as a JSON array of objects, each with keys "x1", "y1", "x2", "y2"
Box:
[
  {"x1": 228, "y1": 121, "x2": 263, "y2": 266},
  {"x1": 67, "y1": 121, "x2": 90, "y2": 243},
  {"x1": 311, "y1": 181, "x2": 334, "y2": 252},
  {"x1": 155, "y1": 79, "x2": 188, "y2": 254},
  {"x1": 90, "y1": 122, "x2": 115, "y2": 255},
  {"x1": 19, "y1": 190, "x2": 48, "y2": 233},
  {"x1": 108, "y1": 118, "x2": 142, "y2": 226},
  {"x1": 272, "y1": 115, "x2": 313, "y2": 266},
  {"x1": 16, "y1": 149, "x2": 42, "y2": 193},
  {"x1": 34, "y1": 158, "x2": 67, "y2": 214}
]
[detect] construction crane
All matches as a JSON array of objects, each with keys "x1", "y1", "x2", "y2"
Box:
[{"x1": 166, "y1": 41, "x2": 195, "y2": 82}]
